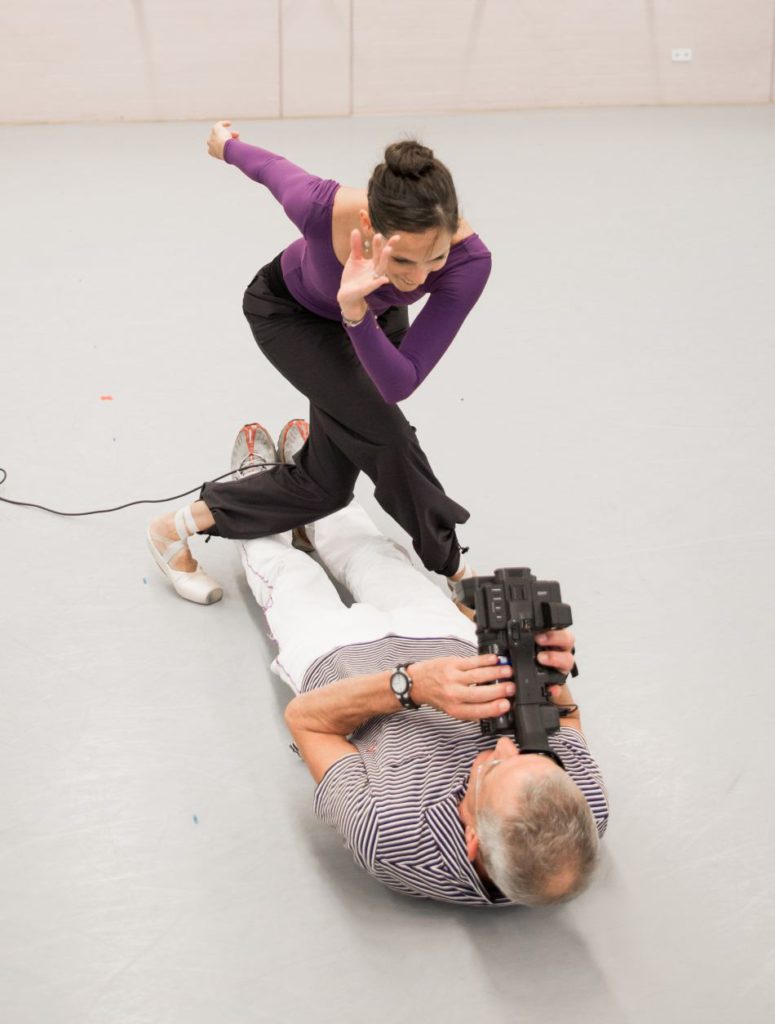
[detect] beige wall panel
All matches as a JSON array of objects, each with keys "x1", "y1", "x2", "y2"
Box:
[
  {"x1": 352, "y1": 0, "x2": 775, "y2": 112},
  {"x1": 653, "y1": 0, "x2": 774, "y2": 104},
  {"x1": 352, "y1": 0, "x2": 472, "y2": 113},
  {"x1": 1, "y1": 3, "x2": 146, "y2": 122},
  {"x1": 352, "y1": 1, "x2": 658, "y2": 113},
  {"x1": 0, "y1": 1, "x2": 279, "y2": 123},
  {"x1": 281, "y1": 0, "x2": 351, "y2": 116},
  {"x1": 2, "y1": 1, "x2": 773, "y2": 123},
  {"x1": 460, "y1": 0, "x2": 658, "y2": 109},
  {"x1": 138, "y1": 1, "x2": 279, "y2": 120}
]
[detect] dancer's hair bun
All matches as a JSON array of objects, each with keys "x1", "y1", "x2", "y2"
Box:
[{"x1": 383, "y1": 140, "x2": 436, "y2": 179}]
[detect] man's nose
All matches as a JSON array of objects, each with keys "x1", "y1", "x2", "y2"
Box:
[{"x1": 494, "y1": 735, "x2": 519, "y2": 759}]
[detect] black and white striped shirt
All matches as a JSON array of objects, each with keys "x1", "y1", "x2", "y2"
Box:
[{"x1": 305, "y1": 635, "x2": 609, "y2": 906}]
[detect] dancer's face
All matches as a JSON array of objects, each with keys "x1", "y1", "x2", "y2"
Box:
[{"x1": 382, "y1": 227, "x2": 453, "y2": 291}]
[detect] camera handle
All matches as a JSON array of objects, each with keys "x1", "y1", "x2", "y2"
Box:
[{"x1": 508, "y1": 628, "x2": 565, "y2": 768}]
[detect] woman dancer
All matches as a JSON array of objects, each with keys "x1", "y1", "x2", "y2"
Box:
[{"x1": 148, "y1": 121, "x2": 491, "y2": 604}]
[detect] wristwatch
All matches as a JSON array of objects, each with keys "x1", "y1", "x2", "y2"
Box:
[{"x1": 389, "y1": 663, "x2": 420, "y2": 710}]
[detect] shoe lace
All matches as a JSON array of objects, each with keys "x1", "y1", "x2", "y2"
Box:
[{"x1": 238, "y1": 453, "x2": 269, "y2": 474}]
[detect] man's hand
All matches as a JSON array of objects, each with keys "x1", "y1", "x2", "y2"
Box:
[
  {"x1": 410, "y1": 655, "x2": 515, "y2": 722},
  {"x1": 534, "y1": 629, "x2": 582, "y2": 729},
  {"x1": 207, "y1": 120, "x2": 239, "y2": 160},
  {"x1": 534, "y1": 628, "x2": 576, "y2": 696}
]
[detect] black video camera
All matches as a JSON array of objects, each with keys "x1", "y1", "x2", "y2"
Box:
[{"x1": 456, "y1": 567, "x2": 575, "y2": 769}]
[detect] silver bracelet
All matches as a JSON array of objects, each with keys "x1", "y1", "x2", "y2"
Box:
[{"x1": 341, "y1": 311, "x2": 368, "y2": 328}]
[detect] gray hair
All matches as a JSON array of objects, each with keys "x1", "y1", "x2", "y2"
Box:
[{"x1": 476, "y1": 773, "x2": 600, "y2": 906}]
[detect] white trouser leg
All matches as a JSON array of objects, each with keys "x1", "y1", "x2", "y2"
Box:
[
  {"x1": 239, "y1": 531, "x2": 389, "y2": 692},
  {"x1": 312, "y1": 503, "x2": 476, "y2": 644}
]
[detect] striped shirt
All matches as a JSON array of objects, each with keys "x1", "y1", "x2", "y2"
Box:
[{"x1": 305, "y1": 635, "x2": 609, "y2": 906}]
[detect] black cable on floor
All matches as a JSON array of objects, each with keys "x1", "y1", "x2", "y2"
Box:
[{"x1": 0, "y1": 464, "x2": 285, "y2": 517}]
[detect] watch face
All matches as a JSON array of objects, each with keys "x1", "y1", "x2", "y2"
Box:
[{"x1": 390, "y1": 669, "x2": 408, "y2": 696}]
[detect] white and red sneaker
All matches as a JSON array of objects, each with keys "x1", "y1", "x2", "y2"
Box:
[
  {"x1": 277, "y1": 419, "x2": 314, "y2": 551},
  {"x1": 277, "y1": 418, "x2": 309, "y2": 463},
  {"x1": 231, "y1": 422, "x2": 278, "y2": 480}
]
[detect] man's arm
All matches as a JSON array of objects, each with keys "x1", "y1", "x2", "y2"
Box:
[
  {"x1": 284, "y1": 655, "x2": 515, "y2": 784},
  {"x1": 284, "y1": 670, "x2": 396, "y2": 785}
]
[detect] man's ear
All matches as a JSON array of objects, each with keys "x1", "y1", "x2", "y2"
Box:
[{"x1": 464, "y1": 823, "x2": 479, "y2": 864}]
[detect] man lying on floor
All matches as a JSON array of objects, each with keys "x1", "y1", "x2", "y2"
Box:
[{"x1": 239, "y1": 420, "x2": 608, "y2": 907}]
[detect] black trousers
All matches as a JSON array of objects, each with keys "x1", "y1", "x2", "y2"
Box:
[{"x1": 200, "y1": 258, "x2": 469, "y2": 576}]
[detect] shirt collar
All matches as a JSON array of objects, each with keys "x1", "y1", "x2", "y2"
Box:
[{"x1": 423, "y1": 789, "x2": 511, "y2": 905}]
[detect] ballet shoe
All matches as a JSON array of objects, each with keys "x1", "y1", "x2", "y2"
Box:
[{"x1": 147, "y1": 505, "x2": 223, "y2": 605}]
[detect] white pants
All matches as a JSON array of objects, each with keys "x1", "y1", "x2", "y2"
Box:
[{"x1": 238, "y1": 502, "x2": 476, "y2": 692}]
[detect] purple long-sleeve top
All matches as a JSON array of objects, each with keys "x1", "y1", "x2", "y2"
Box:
[{"x1": 224, "y1": 138, "x2": 491, "y2": 403}]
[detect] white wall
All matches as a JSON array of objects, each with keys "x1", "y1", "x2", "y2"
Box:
[
  {"x1": 1, "y1": 1, "x2": 773, "y2": 123},
  {"x1": 1, "y1": 1, "x2": 280, "y2": 122},
  {"x1": 353, "y1": 0, "x2": 775, "y2": 112}
]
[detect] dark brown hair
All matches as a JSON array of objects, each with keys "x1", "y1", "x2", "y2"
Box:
[{"x1": 367, "y1": 139, "x2": 459, "y2": 237}]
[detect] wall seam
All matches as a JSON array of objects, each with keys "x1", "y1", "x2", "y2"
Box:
[
  {"x1": 349, "y1": 0, "x2": 355, "y2": 117},
  {"x1": 770, "y1": 0, "x2": 775, "y2": 102},
  {"x1": 278, "y1": 0, "x2": 284, "y2": 118}
]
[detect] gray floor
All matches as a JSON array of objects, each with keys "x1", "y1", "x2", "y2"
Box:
[{"x1": 1, "y1": 105, "x2": 773, "y2": 1023}]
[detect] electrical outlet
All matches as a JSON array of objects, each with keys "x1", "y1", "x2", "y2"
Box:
[{"x1": 671, "y1": 48, "x2": 693, "y2": 62}]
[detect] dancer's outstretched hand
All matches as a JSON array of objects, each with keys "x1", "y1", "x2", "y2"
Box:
[{"x1": 207, "y1": 121, "x2": 240, "y2": 160}]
